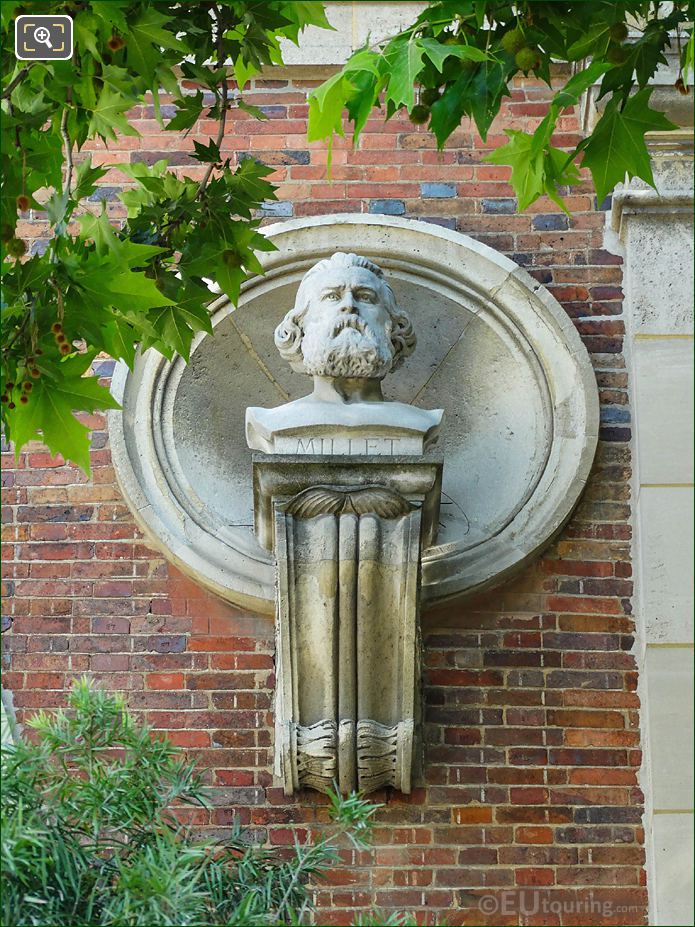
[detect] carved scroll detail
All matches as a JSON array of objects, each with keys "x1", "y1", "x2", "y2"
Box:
[
  {"x1": 357, "y1": 719, "x2": 414, "y2": 794},
  {"x1": 291, "y1": 718, "x2": 414, "y2": 794},
  {"x1": 294, "y1": 720, "x2": 337, "y2": 792},
  {"x1": 283, "y1": 485, "x2": 411, "y2": 519}
]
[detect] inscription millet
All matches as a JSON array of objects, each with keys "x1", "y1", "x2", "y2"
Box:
[{"x1": 274, "y1": 436, "x2": 420, "y2": 455}]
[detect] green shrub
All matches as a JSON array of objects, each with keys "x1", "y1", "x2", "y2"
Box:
[{"x1": 1, "y1": 678, "x2": 382, "y2": 926}]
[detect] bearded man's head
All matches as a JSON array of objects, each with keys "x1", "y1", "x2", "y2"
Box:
[{"x1": 274, "y1": 253, "x2": 416, "y2": 379}]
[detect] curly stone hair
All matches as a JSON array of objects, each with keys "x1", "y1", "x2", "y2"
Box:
[{"x1": 274, "y1": 252, "x2": 417, "y2": 373}]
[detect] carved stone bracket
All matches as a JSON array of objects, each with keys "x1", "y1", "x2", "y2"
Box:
[{"x1": 253, "y1": 456, "x2": 442, "y2": 795}]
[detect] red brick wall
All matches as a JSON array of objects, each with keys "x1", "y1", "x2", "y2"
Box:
[{"x1": 2, "y1": 74, "x2": 646, "y2": 926}]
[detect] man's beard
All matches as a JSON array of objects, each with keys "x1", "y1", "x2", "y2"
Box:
[{"x1": 301, "y1": 314, "x2": 394, "y2": 378}]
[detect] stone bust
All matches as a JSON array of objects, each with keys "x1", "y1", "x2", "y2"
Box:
[{"x1": 245, "y1": 252, "x2": 443, "y2": 455}]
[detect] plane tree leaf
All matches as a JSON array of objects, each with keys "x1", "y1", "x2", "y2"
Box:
[
  {"x1": 6, "y1": 354, "x2": 120, "y2": 474},
  {"x1": 88, "y1": 84, "x2": 141, "y2": 142},
  {"x1": 383, "y1": 38, "x2": 426, "y2": 112},
  {"x1": 580, "y1": 88, "x2": 678, "y2": 203},
  {"x1": 418, "y1": 37, "x2": 490, "y2": 72}
]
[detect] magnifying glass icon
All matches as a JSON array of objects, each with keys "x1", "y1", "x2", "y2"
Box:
[{"x1": 34, "y1": 26, "x2": 53, "y2": 49}]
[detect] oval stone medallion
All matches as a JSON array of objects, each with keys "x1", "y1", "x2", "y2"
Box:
[{"x1": 109, "y1": 214, "x2": 599, "y2": 614}]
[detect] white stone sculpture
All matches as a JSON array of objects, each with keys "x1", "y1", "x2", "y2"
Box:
[
  {"x1": 246, "y1": 252, "x2": 443, "y2": 456},
  {"x1": 247, "y1": 252, "x2": 444, "y2": 795},
  {"x1": 110, "y1": 214, "x2": 600, "y2": 619}
]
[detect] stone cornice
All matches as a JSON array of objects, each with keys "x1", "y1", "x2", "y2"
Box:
[{"x1": 610, "y1": 188, "x2": 694, "y2": 236}]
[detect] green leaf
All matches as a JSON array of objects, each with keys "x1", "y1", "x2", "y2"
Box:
[
  {"x1": 486, "y1": 130, "x2": 544, "y2": 211},
  {"x1": 544, "y1": 146, "x2": 581, "y2": 212},
  {"x1": 5, "y1": 384, "x2": 44, "y2": 456},
  {"x1": 100, "y1": 63, "x2": 138, "y2": 96},
  {"x1": 284, "y1": 0, "x2": 334, "y2": 35},
  {"x1": 346, "y1": 70, "x2": 384, "y2": 140},
  {"x1": 223, "y1": 158, "x2": 277, "y2": 214},
  {"x1": 166, "y1": 92, "x2": 204, "y2": 131},
  {"x1": 237, "y1": 99, "x2": 268, "y2": 121},
  {"x1": 74, "y1": 11, "x2": 104, "y2": 62},
  {"x1": 73, "y1": 157, "x2": 110, "y2": 201},
  {"x1": 11, "y1": 67, "x2": 49, "y2": 115},
  {"x1": 599, "y1": 32, "x2": 669, "y2": 99},
  {"x1": 127, "y1": 7, "x2": 186, "y2": 83},
  {"x1": 171, "y1": 282, "x2": 215, "y2": 338},
  {"x1": 146, "y1": 307, "x2": 193, "y2": 359},
  {"x1": 486, "y1": 129, "x2": 580, "y2": 212},
  {"x1": 46, "y1": 189, "x2": 70, "y2": 226},
  {"x1": 79, "y1": 212, "x2": 165, "y2": 267},
  {"x1": 7, "y1": 254, "x2": 50, "y2": 295},
  {"x1": 115, "y1": 238, "x2": 167, "y2": 269},
  {"x1": 551, "y1": 60, "x2": 613, "y2": 114},
  {"x1": 383, "y1": 39, "x2": 425, "y2": 111},
  {"x1": 531, "y1": 60, "x2": 613, "y2": 158},
  {"x1": 308, "y1": 71, "x2": 351, "y2": 142},
  {"x1": 430, "y1": 70, "x2": 474, "y2": 147},
  {"x1": 192, "y1": 139, "x2": 221, "y2": 164},
  {"x1": 88, "y1": 85, "x2": 140, "y2": 142},
  {"x1": 156, "y1": 62, "x2": 180, "y2": 97},
  {"x1": 74, "y1": 60, "x2": 99, "y2": 112},
  {"x1": 469, "y1": 59, "x2": 512, "y2": 141},
  {"x1": 145, "y1": 296, "x2": 211, "y2": 361},
  {"x1": 343, "y1": 46, "x2": 382, "y2": 78},
  {"x1": 418, "y1": 37, "x2": 489, "y2": 72},
  {"x1": 307, "y1": 46, "x2": 382, "y2": 153},
  {"x1": 23, "y1": 131, "x2": 64, "y2": 190},
  {"x1": 105, "y1": 271, "x2": 177, "y2": 313},
  {"x1": 78, "y1": 211, "x2": 120, "y2": 254},
  {"x1": 214, "y1": 262, "x2": 246, "y2": 306},
  {"x1": 91, "y1": 0, "x2": 129, "y2": 32},
  {"x1": 0, "y1": 2, "x2": 22, "y2": 29},
  {"x1": 117, "y1": 159, "x2": 183, "y2": 218},
  {"x1": 233, "y1": 55, "x2": 260, "y2": 91},
  {"x1": 180, "y1": 61, "x2": 226, "y2": 91},
  {"x1": 72, "y1": 253, "x2": 176, "y2": 315},
  {"x1": 7, "y1": 363, "x2": 120, "y2": 473},
  {"x1": 632, "y1": 36, "x2": 670, "y2": 87},
  {"x1": 181, "y1": 223, "x2": 263, "y2": 305},
  {"x1": 100, "y1": 317, "x2": 137, "y2": 368},
  {"x1": 580, "y1": 88, "x2": 678, "y2": 203},
  {"x1": 566, "y1": 21, "x2": 612, "y2": 61},
  {"x1": 144, "y1": 275, "x2": 213, "y2": 360},
  {"x1": 472, "y1": 1, "x2": 487, "y2": 28}
]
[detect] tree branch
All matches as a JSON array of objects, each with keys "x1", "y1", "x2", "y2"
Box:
[
  {"x1": 2, "y1": 311, "x2": 31, "y2": 358},
  {"x1": 2, "y1": 66, "x2": 30, "y2": 100},
  {"x1": 198, "y1": 4, "x2": 229, "y2": 197},
  {"x1": 60, "y1": 90, "x2": 74, "y2": 198}
]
